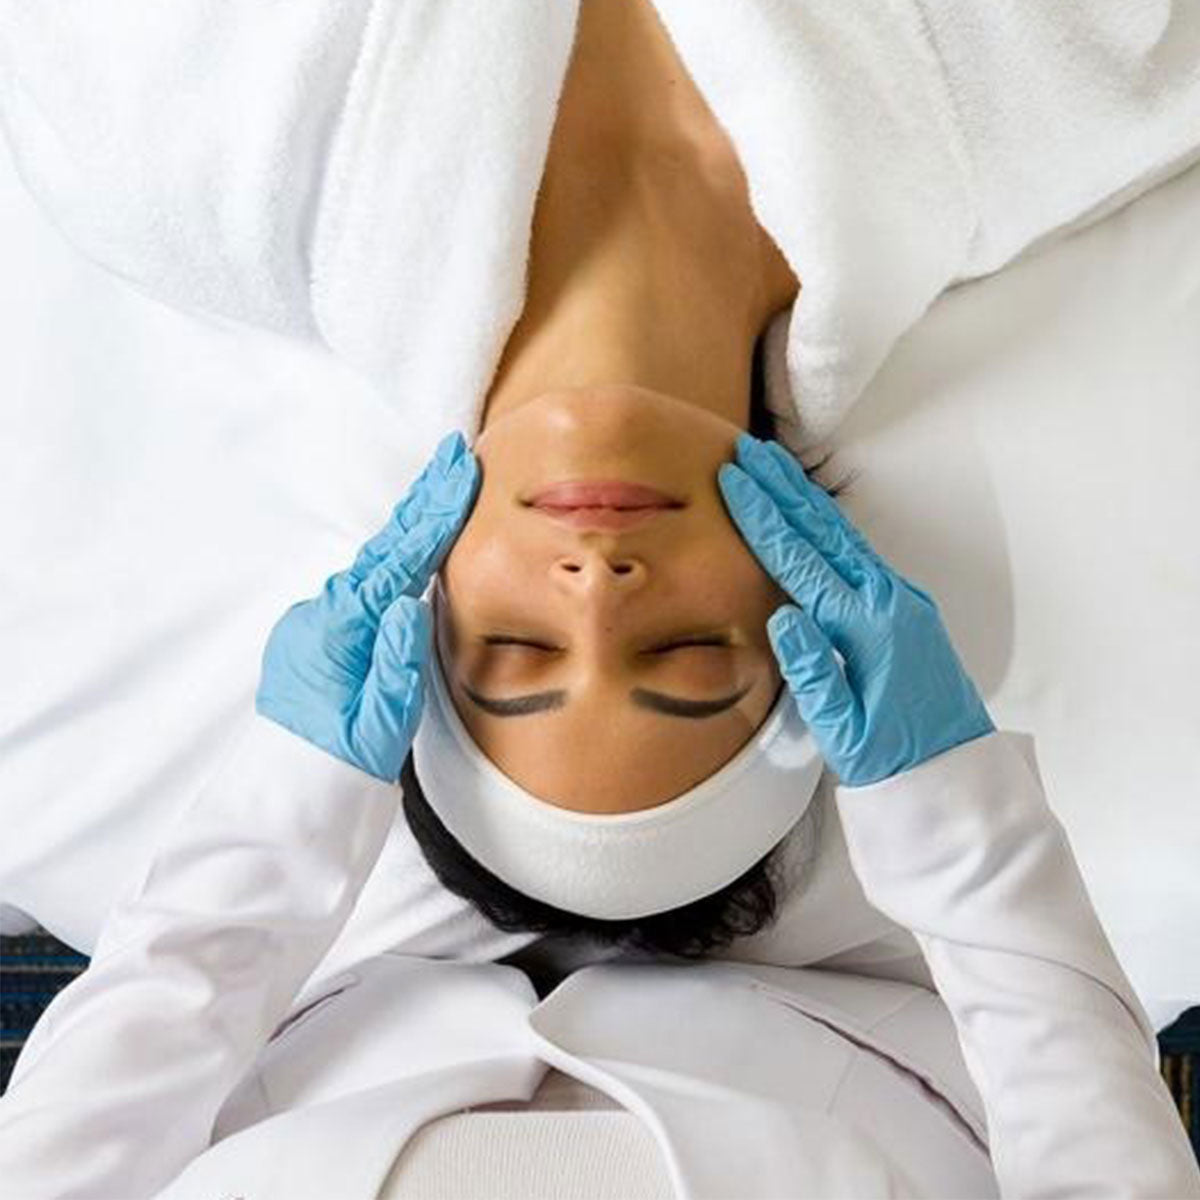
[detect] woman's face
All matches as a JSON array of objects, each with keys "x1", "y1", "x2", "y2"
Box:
[{"x1": 434, "y1": 385, "x2": 788, "y2": 814}]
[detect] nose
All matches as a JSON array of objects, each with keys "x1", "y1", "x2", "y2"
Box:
[{"x1": 552, "y1": 545, "x2": 648, "y2": 593}]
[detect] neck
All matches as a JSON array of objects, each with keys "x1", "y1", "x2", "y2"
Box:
[{"x1": 479, "y1": 155, "x2": 777, "y2": 432}]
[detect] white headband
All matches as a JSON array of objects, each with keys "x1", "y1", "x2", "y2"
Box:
[{"x1": 410, "y1": 628, "x2": 826, "y2": 921}]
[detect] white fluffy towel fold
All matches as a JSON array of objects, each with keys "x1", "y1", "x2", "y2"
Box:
[{"x1": 1, "y1": 1, "x2": 1198, "y2": 460}]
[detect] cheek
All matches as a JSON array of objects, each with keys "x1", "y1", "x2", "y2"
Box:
[
  {"x1": 441, "y1": 513, "x2": 534, "y2": 608},
  {"x1": 704, "y1": 548, "x2": 790, "y2": 657},
  {"x1": 708, "y1": 542, "x2": 787, "y2": 611}
]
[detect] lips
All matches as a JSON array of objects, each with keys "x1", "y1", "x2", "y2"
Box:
[
  {"x1": 528, "y1": 480, "x2": 682, "y2": 509},
  {"x1": 525, "y1": 480, "x2": 684, "y2": 532}
]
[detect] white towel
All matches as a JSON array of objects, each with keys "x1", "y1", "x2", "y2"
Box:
[{"x1": 1, "y1": 0, "x2": 1198, "y2": 455}]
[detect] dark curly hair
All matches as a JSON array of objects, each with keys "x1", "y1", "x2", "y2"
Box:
[{"x1": 402, "y1": 327, "x2": 856, "y2": 960}]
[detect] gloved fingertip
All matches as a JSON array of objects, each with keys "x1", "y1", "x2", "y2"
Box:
[
  {"x1": 764, "y1": 610, "x2": 790, "y2": 655},
  {"x1": 767, "y1": 602, "x2": 803, "y2": 638},
  {"x1": 433, "y1": 430, "x2": 467, "y2": 470},
  {"x1": 734, "y1": 431, "x2": 764, "y2": 463},
  {"x1": 767, "y1": 603, "x2": 830, "y2": 665},
  {"x1": 716, "y1": 461, "x2": 741, "y2": 491},
  {"x1": 718, "y1": 461, "x2": 761, "y2": 504},
  {"x1": 451, "y1": 446, "x2": 478, "y2": 480}
]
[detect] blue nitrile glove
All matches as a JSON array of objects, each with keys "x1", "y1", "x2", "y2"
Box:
[
  {"x1": 255, "y1": 430, "x2": 479, "y2": 782},
  {"x1": 718, "y1": 433, "x2": 995, "y2": 787}
]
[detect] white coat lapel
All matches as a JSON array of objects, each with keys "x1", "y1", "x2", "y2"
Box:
[
  {"x1": 525, "y1": 960, "x2": 910, "y2": 1199},
  {"x1": 737, "y1": 962, "x2": 989, "y2": 1146},
  {"x1": 525, "y1": 959, "x2": 993, "y2": 1200}
]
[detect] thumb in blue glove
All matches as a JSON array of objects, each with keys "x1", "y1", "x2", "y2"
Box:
[
  {"x1": 718, "y1": 434, "x2": 994, "y2": 787},
  {"x1": 255, "y1": 429, "x2": 479, "y2": 782}
]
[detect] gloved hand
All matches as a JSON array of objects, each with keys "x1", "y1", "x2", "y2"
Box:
[
  {"x1": 718, "y1": 433, "x2": 994, "y2": 787},
  {"x1": 255, "y1": 430, "x2": 479, "y2": 782}
]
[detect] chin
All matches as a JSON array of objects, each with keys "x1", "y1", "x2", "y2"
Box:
[{"x1": 472, "y1": 386, "x2": 742, "y2": 503}]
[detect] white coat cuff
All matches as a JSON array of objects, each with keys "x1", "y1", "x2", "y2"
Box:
[{"x1": 831, "y1": 729, "x2": 1158, "y2": 1049}]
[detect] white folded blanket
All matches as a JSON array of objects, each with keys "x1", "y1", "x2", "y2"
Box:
[{"x1": 2, "y1": 0, "x2": 1199, "y2": 454}]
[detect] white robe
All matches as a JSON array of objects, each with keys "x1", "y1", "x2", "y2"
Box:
[{"x1": 0, "y1": 713, "x2": 1196, "y2": 1199}]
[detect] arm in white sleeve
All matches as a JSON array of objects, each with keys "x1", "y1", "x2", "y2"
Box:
[
  {"x1": 0, "y1": 711, "x2": 400, "y2": 1200},
  {"x1": 835, "y1": 729, "x2": 1200, "y2": 1200}
]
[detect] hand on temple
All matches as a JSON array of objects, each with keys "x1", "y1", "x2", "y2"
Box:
[
  {"x1": 255, "y1": 430, "x2": 479, "y2": 782},
  {"x1": 718, "y1": 433, "x2": 994, "y2": 786}
]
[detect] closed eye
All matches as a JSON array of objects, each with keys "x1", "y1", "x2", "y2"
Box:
[
  {"x1": 649, "y1": 637, "x2": 731, "y2": 654},
  {"x1": 482, "y1": 636, "x2": 732, "y2": 653},
  {"x1": 466, "y1": 634, "x2": 750, "y2": 719}
]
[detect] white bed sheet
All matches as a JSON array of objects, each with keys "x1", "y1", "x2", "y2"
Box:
[
  {"x1": 824, "y1": 159, "x2": 1200, "y2": 1031},
  {"x1": 1, "y1": 134, "x2": 1197, "y2": 1032}
]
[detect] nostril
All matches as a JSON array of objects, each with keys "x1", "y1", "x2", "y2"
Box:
[{"x1": 557, "y1": 561, "x2": 638, "y2": 576}]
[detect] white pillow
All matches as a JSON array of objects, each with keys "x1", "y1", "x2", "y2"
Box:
[{"x1": 1, "y1": 132, "x2": 1196, "y2": 1030}]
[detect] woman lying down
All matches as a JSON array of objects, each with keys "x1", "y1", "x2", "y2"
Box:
[
  {"x1": 1, "y1": 32, "x2": 1199, "y2": 1194},
  {"x1": 2, "y1": 418, "x2": 1199, "y2": 1197}
]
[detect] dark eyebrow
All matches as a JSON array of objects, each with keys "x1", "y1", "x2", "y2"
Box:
[{"x1": 459, "y1": 681, "x2": 755, "y2": 719}]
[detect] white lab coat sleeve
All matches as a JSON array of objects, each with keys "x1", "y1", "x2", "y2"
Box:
[
  {"x1": 0, "y1": 710, "x2": 401, "y2": 1200},
  {"x1": 834, "y1": 729, "x2": 1200, "y2": 1200}
]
